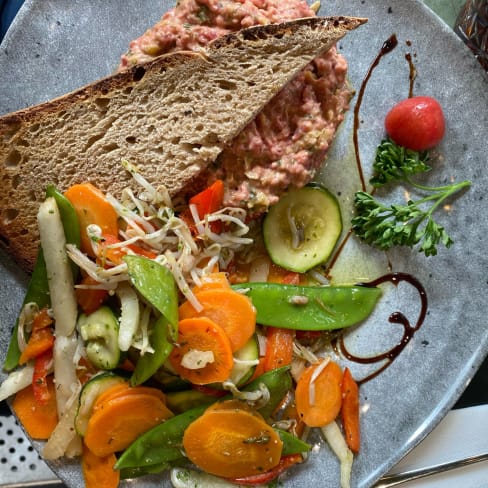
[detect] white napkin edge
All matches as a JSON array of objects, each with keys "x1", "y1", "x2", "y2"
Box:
[{"x1": 385, "y1": 404, "x2": 488, "y2": 488}]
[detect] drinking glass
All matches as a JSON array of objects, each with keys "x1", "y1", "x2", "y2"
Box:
[{"x1": 454, "y1": 0, "x2": 488, "y2": 70}]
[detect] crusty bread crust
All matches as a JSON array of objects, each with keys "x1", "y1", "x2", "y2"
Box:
[{"x1": 0, "y1": 16, "x2": 366, "y2": 271}]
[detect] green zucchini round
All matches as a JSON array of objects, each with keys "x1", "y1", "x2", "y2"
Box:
[{"x1": 263, "y1": 184, "x2": 342, "y2": 272}]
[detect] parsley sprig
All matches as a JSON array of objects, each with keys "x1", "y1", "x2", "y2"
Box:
[{"x1": 352, "y1": 139, "x2": 471, "y2": 257}]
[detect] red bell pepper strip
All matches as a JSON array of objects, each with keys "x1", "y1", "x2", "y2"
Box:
[
  {"x1": 32, "y1": 349, "x2": 54, "y2": 405},
  {"x1": 189, "y1": 179, "x2": 224, "y2": 217},
  {"x1": 341, "y1": 367, "x2": 361, "y2": 453},
  {"x1": 188, "y1": 180, "x2": 225, "y2": 233},
  {"x1": 295, "y1": 330, "x2": 323, "y2": 341},
  {"x1": 263, "y1": 327, "x2": 295, "y2": 372},
  {"x1": 227, "y1": 454, "x2": 303, "y2": 486},
  {"x1": 191, "y1": 384, "x2": 227, "y2": 398}
]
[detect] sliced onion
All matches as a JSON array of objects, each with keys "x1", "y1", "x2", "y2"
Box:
[
  {"x1": 43, "y1": 383, "x2": 82, "y2": 460},
  {"x1": 181, "y1": 349, "x2": 215, "y2": 369},
  {"x1": 321, "y1": 421, "x2": 354, "y2": 488},
  {"x1": 53, "y1": 334, "x2": 79, "y2": 417},
  {"x1": 171, "y1": 467, "x2": 246, "y2": 488},
  {"x1": 309, "y1": 357, "x2": 330, "y2": 406},
  {"x1": 116, "y1": 282, "x2": 140, "y2": 352},
  {"x1": 0, "y1": 364, "x2": 34, "y2": 402},
  {"x1": 17, "y1": 302, "x2": 39, "y2": 352},
  {"x1": 37, "y1": 197, "x2": 77, "y2": 337}
]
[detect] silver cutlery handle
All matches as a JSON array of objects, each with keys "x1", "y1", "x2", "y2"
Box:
[{"x1": 374, "y1": 451, "x2": 488, "y2": 487}]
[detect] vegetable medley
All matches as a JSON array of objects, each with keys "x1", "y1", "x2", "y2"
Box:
[
  {"x1": 0, "y1": 160, "x2": 381, "y2": 488},
  {"x1": 0, "y1": 62, "x2": 471, "y2": 488}
]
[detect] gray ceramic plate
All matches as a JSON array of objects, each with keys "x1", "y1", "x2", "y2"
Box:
[{"x1": 1, "y1": 1, "x2": 487, "y2": 487}]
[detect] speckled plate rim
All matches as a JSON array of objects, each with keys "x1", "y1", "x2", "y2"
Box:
[{"x1": 0, "y1": 1, "x2": 487, "y2": 487}]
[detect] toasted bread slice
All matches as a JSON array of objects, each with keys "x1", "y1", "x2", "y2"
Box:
[{"x1": 0, "y1": 16, "x2": 366, "y2": 271}]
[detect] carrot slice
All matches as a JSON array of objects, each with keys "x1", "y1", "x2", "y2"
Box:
[
  {"x1": 84, "y1": 393, "x2": 173, "y2": 457},
  {"x1": 82, "y1": 444, "x2": 120, "y2": 488},
  {"x1": 295, "y1": 359, "x2": 343, "y2": 427},
  {"x1": 169, "y1": 317, "x2": 234, "y2": 385},
  {"x1": 92, "y1": 382, "x2": 131, "y2": 408},
  {"x1": 182, "y1": 399, "x2": 283, "y2": 478},
  {"x1": 19, "y1": 307, "x2": 54, "y2": 364},
  {"x1": 179, "y1": 288, "x2": 256, "y2": 352},
  {"x1": 12, "y1": 375, "x2": 58, "y2": 439},
  {"x1": 341, "y1": 367, "x2": 361, "y2": 453},
  {"x1": 93, "y1": 382, "x2": 166, "y2": 410},
  {"x1": 18, "y1": 327, "x2": 54, "y2": 365},
  {"x1": 263, "y1": 327, "x2": 295, "y2": 372},
  {"x1": 64, "y1": 183, "x2": 119, "y2": 256},
  {"x1": 192, "y1": 272, "x2": 231, "y2": 293}
]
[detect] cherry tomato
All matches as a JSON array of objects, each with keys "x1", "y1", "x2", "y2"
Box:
[{"x1": 385, "y1": 96, "x2": 445, "y2": 151}]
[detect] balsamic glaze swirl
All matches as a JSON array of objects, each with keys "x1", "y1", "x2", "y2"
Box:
[{"x1": 333, "y1": 273, "x2": 428, "y2": 385}]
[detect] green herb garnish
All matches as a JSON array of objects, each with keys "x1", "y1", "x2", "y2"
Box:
[
  {"x1": 369, "y1": 138, "x2": 431, "y2": 187},
  {"x1": 352, "y1": 139, "x2": 471, "y2": 257}
]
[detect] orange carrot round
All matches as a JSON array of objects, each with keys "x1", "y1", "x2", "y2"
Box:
[
  {"x1": 93, "y1": 382, "x2": 166, "y2": 410},
  {"x1": 295, "y1": 359, "x2": 343, "y2": 427},
  {"x1": 182, "y1": 399, "x2": 283, "y2": 478},
  {"x1": 341, "y1": 367, "x2": 361, "y2": 453},
  {"x1": 64, "y1": 183, "x2": 119, "y2": 256},
  {"x1": 192, "y1": 271, "x2": 231, "y2": 293},
  {"x1": 84, "y1": 393, "x2": 173, "y2": 457},
  {"x1": 82, "y1": 444, "x2": 120, "y2": 488},
  {"x1": 92, "y1": 382, "x2": 131, "y2": 409},
  {"x1": 169, "y1": 317, "x2": 234, "y2": 385},
  {"x1": 12, "y1": 375, "x2": 58, "y2": 440},
  {"x1": 179, "y1": 288, "x2": 256, "y2": 352}
]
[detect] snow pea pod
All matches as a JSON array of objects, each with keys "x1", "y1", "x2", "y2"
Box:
[
  {"x1": 278, "y1": 429, "x2": 311, "y2": 456},
  {"x1": 124, "y1": 255, "x2": 178, "y2": 341},
  {"x1": 3, "y1": 187, "x2": 80, "y2": 371},
  {"x1": 130, "y1": 315, "x2": 173, "y2": 387},
  {"x1": 247, "y1": 365, "x2": 292, "y2": 420},
  {"x1": 119, "y1": 462, "x2": 174, "y2": 480},
  {"x1": 231, "y1": 282, "x2": 382, "y2": 330},
  {"x1": 115, "y1": 366, "x2": 293, "y2": 471},
  {"x1": 3, "y1": 251, "x2": 50, "y2": 371},
  {"x1": 118, "y1": 430, "x2": 309, "y2": 479},
  {"x1": 115, "y1": 401, "x2": 210, "y2": 471}
]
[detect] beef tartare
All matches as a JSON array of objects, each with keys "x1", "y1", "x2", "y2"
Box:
[{"x1": 120, "y1": 0, "x2": 353, "y2": 210}]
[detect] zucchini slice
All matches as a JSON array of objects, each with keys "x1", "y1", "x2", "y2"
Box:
[
  {"x1": 229, "y1": 334, "x2": 259, "y2": 386},
  {"x1": 75, "y1": 372, "x2": 126, "y2": 436},
  {"x1": 263, "y1": 185, "x2": 342, "y2": 272},
  {"x1": 78, "y1": 306, "x2": 120, "y2": 370}
]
